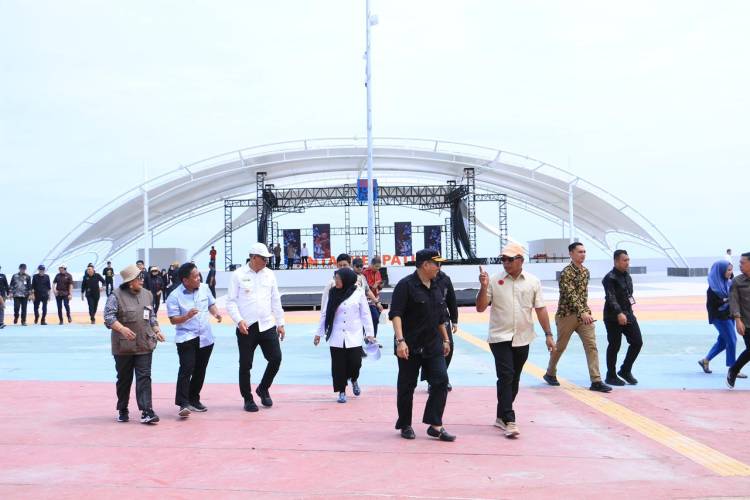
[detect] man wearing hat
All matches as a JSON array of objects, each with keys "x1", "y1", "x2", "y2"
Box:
[
  {"x1": 9, "y1": 264, "x2": 32, "y2": 325},
  {"x1": 53, "y1": 264, "x2": 74, "y2": 324},
  {"x1": 103, "y1": 261, "x2": 115, "y2": 297},
  {"x1": 32, "y1": 265, "x2": 52, "y2": 325},
  {"x1": 389, "y1": 248, "x2": 456, "y2": 442},
  {"x1": 476, "y1": 243, "x2": 555, "y2": 438},
  {"x1": 103, "y1": 264, "x2": 165, "y2": 424},
  {"x1": 226, "y1": 243, "x2": 286, "y2": 412},
  {"x1": 0, "y1": 266, "x2": 8, "y2": 329}
]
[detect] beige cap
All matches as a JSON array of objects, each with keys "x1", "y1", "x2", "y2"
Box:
[
  {"x1": 120, "y1": 264, "x2": 142, "y2": 283},
  {"x1": 500, "y1": 242, "x2": 525, "y2": 258}
]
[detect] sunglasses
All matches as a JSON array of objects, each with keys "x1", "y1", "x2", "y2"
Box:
[{"x1": 500, "y1": 256, "x2": 521, "y2": 263}]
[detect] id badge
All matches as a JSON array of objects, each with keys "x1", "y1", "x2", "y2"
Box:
[
  {"x1": 143, "y1": 308, "x2": 150, "y2": 320},
  {"x1": 628, "y1": 296, "x2": 636, "y2": 306}
]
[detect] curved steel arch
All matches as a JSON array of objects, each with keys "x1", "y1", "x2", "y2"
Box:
[{"x1": 43, "y1": 138, "x2": 688, "y2": 268}]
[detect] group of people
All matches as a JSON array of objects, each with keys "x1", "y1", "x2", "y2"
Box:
[{"x1": 0, "y1": 263, "x2": 76, "y2": 326}]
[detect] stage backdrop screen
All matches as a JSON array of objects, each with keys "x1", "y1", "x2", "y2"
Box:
[
  {"x1": 283, "y1": 229, "x2": 301, "y2": 261},
  {"x1": 394, "y1": 222, "x2": 413, "y2": 257},
  {"x1": 424, "y1": 225, "x2": 442, "y2": 253},
  {"x1": 312, "y1": 224, "x2": 331, "y2": 259}
]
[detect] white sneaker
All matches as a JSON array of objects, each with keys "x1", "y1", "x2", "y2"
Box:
[
  {"x1": 504, "y1": 421, "x2": 520, "y2": 438},
  {"x1": 494, "y1": 418, "x2": 506, "y2": 430},
  {"x1": 737, "y1": 372, "x2": 748, "y2": 379}
]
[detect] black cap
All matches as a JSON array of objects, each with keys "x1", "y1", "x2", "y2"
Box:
[
  {"x1": 37, "y1": 264, "x2": 45, "y2": 271},
  {"x1": 19, "y1": 263, "x2": 27, "y2": 269},
  {"x1": 415, "y1": 249, "x2": 446, "y2": 267}
]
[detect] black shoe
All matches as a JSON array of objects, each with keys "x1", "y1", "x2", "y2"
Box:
[
  {"x1": 698, "y1": 358, "x2": 712, "y2": 374},
  {"x1": 244, "y1": 399, "x2": 259, "y2": 412},
  {"x1": 256, "y1": 388, "x2": 273, "y2": 407},
  {"x1": 140, "y1": 409, "x2": 160, "y2": 424},
  {"x1": 727, "y1": 369, "x2": 737, "y2": 389},
  {"x1": 21, "y1": 322, "x2": 27, "y2": 326},
  {"x1": 426, "y1": 426, "x2": 456, "y2": 442},
  {"x1": 617, "y1": 370, "x2": 638, "y2": 385},
  {"x1": 34, "y1": 317, "x2": 39, "y2": 324},
  {"x1": 67, "y1": 315, "x2": 72, "y2": 323},
  {"x1": 178, "y1": 406, "x2": 191, "y2": 418},
  {"x1": 589, "y1": 381, "x2": 613, "y2": 393},
  {"x1": 13, "y1": 317, "x2": 18, "y2": 325},
  {"x1": 59, "y1": 320, "x2": 63, "y2": 325},
  {"x1": 189, "y1": 401, "x2": 207, "y2": 412},
  {"x1": 117, "y1": 410, "x2": 129, "y2": 423},
  {"x1": 0, "y1": 324, "x2": 5, "y2": 329},
  {"x1": 543, "y1": 374, "x2": 560, "y2": 386},
  {"x1": 41, "y1": 320, "x2": 47, "y2": 325},
  {"x1": 90, "y1": 317, "x2": 95, "y2": 324},
  {"x1": 447, "y1": 382, "x2": 452, "y2": 392},
  {"x1": 605, "y1": 373, "x2": 626, "y2": 386},
  {"x1": 400, "y1": 426, "x2": 416, "y2": 440}
]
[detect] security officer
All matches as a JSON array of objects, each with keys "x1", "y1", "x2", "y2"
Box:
[
  {"x1": 103, "y1": 261, "x2": 115, "y2": 296},
  {"x1": 389, "y1": 249, "x2": 455, "y2": 442}
]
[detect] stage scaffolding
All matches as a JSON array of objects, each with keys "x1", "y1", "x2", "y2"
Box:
[{"x1": 222, "y1": 168, "x2": 507, "y2": 270}]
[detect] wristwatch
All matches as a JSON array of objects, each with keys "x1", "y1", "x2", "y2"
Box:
[{"x1": 396, "y1": 338, "x2": 405, "y2": 344}]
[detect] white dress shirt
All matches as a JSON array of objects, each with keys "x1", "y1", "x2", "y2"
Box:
[
  {"x1": 317, "y1": 288, "x2": 374, "y2": 348},
  {"x1": 226, "y1": 265, "x2": 284, "y2": 331}
]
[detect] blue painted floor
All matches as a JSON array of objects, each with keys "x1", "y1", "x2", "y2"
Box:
[{"x1": 0, "y1": 320, "x2": 744, "y2": 391}]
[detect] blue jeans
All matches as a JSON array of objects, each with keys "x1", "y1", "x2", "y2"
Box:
[{"x1": 706, "y1": 319, "x2": 736, "y2": 367}]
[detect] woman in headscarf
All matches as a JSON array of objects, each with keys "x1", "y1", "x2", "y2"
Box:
[
  {"x1": 314, "y1": 267, "x2": 375, "y2": 403},
  {"x1": 103, "y1": 264, "x2": 166, "y2": 424},
  {"x1": 698, "y1": 260, "x2": 744, "y2": 377}
]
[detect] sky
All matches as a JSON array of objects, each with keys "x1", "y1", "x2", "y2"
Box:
[{"x1": 1, "y1": 0, "x2": 748, "y2": 271}]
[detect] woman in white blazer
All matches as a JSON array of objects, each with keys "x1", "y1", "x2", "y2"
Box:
[{"x1": 314, "y1": 267, "x2": 375, "y2": 403}]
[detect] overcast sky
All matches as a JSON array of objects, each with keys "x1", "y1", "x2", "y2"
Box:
[{"x1": 1, "y1": 0, "x2": 748, "y2": 270}]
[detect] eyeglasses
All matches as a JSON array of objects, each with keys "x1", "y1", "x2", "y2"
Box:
[{"x1": 500, "y1": 256, "x2": 521, "y2": 263}]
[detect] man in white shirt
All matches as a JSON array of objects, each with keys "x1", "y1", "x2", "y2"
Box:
[
  {"x1": 300, "y1": 243, "x2": 309, "y2": 269},
  {"x1": 476, "y1": 243, "x2": 555, "y2": 439},
  {"x1": 226, "y1": 242, "x2": 286, "y2": 412}
]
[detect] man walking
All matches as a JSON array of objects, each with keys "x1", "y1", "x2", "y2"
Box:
[
  {"x1": 390, "y1": 249, "x2": 455, "y2": 442},
  {"x1": 10, "y1": 264, "x2": 32, "y2": 325},
  {"x1": 272, "y1": 243, "x2": 282, "y2": 270},
  {"x1": 0, "y1": 266, "x2": 8, "y2": 329},
  {"x1": 476, "y1": 243, "x2": 555, "y2": 438},
  {"x1": 81, "y1": 265, "x2": 106, "y2": 324},
  {"x1": 727, "y1": 252, "x2": 750, "y2": 388},
  {"x1": 602, "y1": 250, "x2": 643, "y2": 386},
  {"x1": 206, "y1": 262, "x2": 217, "y2": 298},
  {"x1": 32, "y1": 265, "x2": 52, "y2": 325},
  {"x1": 543, "y1": 242, "x2": 612, "y2": 393},
  {"x1": 352, "y1": 258, "x2": 384, "y2": 335},
  {"x1": 167, "y1": 262, "x2": 222, "y2": 417},
  {"x1": 53, "y1": 264, "x2": 74, "y2": 324},
  {"x1": 300, "y1": 243, "x2": 309, "y2": 269},
  {"x1": 103, "y1": 261, "x2": 115, "y2": 296},
  {"x1": 209, "y1": 246, "x2": 217, "y2": 266},
  {"x1": 226, "y1": 243, "x2": 285, "y2": 412}
]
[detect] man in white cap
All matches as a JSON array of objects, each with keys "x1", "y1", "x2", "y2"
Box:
[
  {"x1": 226, "y1": 242, "x2": 286, "y2": 412},
  {"x1": 476, "y1": 243, "x2": 555, "y2": 438}
]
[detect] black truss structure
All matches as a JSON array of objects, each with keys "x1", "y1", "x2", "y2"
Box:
[{"x1": 222, "y1": 168, "x2": 508, "y2": 270}]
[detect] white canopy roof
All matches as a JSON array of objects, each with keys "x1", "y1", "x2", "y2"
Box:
[{"x1": 43, "y1": 138, "x2": 687, "y2": 268}]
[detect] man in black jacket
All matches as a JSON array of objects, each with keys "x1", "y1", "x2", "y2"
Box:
[
  {"x1": 81, "y1": 265, "x2": 106, "y2": 324},
  {"x1": 103, "y1": 261, "x2": 115, "y2": 296},
  {"x1": 602, "y1": 249, "x2": 642, "y2": 386},
  {"x1": 0, "y1": 266, "x2": 9, "y2": 329},
  {"x1": 10, "y1": 264, "x2": 33, "y2": 326},
  {"x1": 32, "y1": 265, "x2": 52, "y2": 325}
]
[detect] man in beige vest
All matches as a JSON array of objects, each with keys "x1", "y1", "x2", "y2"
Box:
[{"x1": 103, "y1": 264, "x2": 165, "y2": 424}]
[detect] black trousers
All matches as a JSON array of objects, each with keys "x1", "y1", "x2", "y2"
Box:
[
  {"x1": 175, "y1": 337, "x2": 214, "y2": 407},
  {"x1": 33, "y1": 297, "x2": 48, "y2": 322},
  {"x1": 731, "y1": 330, "x2": 750, "y2": 375},
  {"x1": 56, "y1": 295, "x2": 71, "y2": 322},
  {"x1": 396, "y1": 351, "x2": 449, "y2": 429},
  {"x1": 86, "y1": 293, "x2": 100, "y2": 319},
  {"x1": 330, "y1": 345, "x2": 362, "y2": 392},
  {"x1": 114, "y1": 353, "x2": 153, "y2": 412},
  {"x1": 604, "y1": 317, "x2": 643, "y2": 375},
  {"x1": 209, "y1": 286, "x2": 216, "y2": 298},
  {"x1": 301, "y1": 256, "x2": 309, "y2": 268},
  {"x1": 236, "y1": 323, "x2": 282, "y2": 401},
  {"x1": 152, "y1": 294, "x2": 161, "y2": 314},
  {"x1": 13, "y1": 297, "x2": 28, "y2": 322},
  {"x1": 489, "y1": 341, "x2": 529, "y2": 423},
  {"x1": 420, "y1": 325, "x2": 454, "y2": 381},
  {"x1": 105, "y1": 278, "x2": 114, "y2": 296}
]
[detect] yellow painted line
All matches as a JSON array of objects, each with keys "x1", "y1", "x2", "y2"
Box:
[{"x1": 454, "y1": 328, "x2": 750, "y2": 477}]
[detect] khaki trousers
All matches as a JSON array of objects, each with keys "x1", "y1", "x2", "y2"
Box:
[{"x1": 546, "y1": 314, "x2": 602, "y2": 383}]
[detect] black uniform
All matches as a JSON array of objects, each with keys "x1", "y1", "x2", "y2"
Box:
[
  {"x1": 602, "y1": 267, "x2": 643, "y2": 377},
  {"x1": 146, "y1": 273, "x2": 164, "y2": 314},
  {"x1": 0, "y1": 273, "x2": 8, "y2": 328},
  {"x1": 421, "y1": 270, "x2": 458, "y2": 383},
  {"x1": 103, "y1": 266, "x2": 115, "y2": 296},
  {"x1": 81, "y1": 272, "x2": 106, "y2": 322},
  {"x1": 389, "y1": 271, "x2": 449, "y2": 430},
  {"x1": 32, "y1": 274, "x2": 51, "y2": 324},
  {"x1": 206, "y1": 269, "x2": 217, "y2": 298}
]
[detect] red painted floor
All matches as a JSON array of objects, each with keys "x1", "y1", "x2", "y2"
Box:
[{"x1": 0, "y1": 381, "x2": 747, "y2": 499}]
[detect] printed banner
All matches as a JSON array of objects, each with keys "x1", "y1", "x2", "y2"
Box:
[
  {"x1": 283, "y1": 229, "x2": 301, "y2": 267},
  {"x1": 357, "y1": 178, "x2": 379, "y2": 202},
  {"x1": 312, "y1": 224, "x2": 331, "y2": 259},
  {"x1": 394, "y1": 222, "x2": 413, "y2": 257},
  {"x1": 424, "y1": 225, "x2": 442, "y2": 253}
]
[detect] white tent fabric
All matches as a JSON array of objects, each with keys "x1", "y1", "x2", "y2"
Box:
[{"x1": 43, "y1": 138, "x2": 687, "y2": 268}]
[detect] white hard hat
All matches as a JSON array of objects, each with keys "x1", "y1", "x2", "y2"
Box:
[{"x1": 249, "y1": 242, "x2": 273, "y2": 258}]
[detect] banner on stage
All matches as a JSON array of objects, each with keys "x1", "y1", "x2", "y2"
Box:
[
  {"x1": 424, "y1": 225, "x2": 442, "y2": 253},
  {"x1": 357, "y1": 178, "x2": 378, "y2": 202},
  {"x1": 312, "y1": 224, "x2": 331, "y2": 259},
  {"x1": 394, "y1": 222, "x2": 412, "y2": 257},
  {"x1": 283, "y1": 229, "x2": 301, "y2": 261}
]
